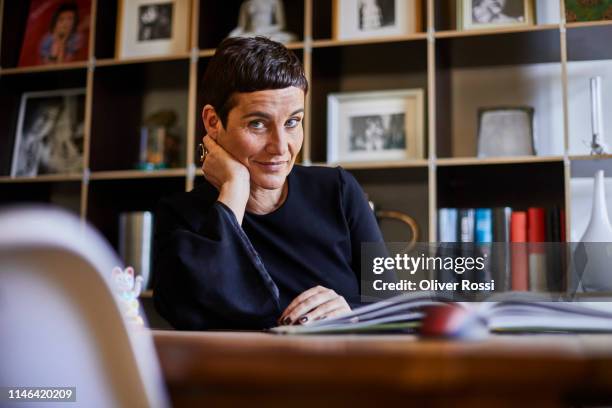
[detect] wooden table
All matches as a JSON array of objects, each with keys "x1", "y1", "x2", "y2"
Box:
[{"x1": 153, "y1": 330, "x2": 612, "y2": 407}]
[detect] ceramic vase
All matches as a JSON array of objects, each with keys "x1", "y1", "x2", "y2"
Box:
[{"x1": 579, "y1": 170, "x2": 612, "y2": 292}]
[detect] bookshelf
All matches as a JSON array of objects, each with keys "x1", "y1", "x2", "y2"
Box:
[{"x1": 1, "y1": 0, "x2": 612, "y2": 294}]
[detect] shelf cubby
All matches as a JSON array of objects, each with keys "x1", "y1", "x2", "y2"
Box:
[
  {"x1": 434, "y1": 28, "x2": 564, "y2": 160},
  {"x1": 436, "y1": 161, "x2": 565, "y2": 210},
  {"x1": 312, "y1": 0, "x2": 427, "y2": 41},
  {"x1": 0, "y1": 69, "x2": 87, "y2": 176},
  {"x1": 310, "y1": 40, "x2": 428, "y2": 163},
  {"x1": 198, "y1": 0, "x2": 304, "y2": 50},
  {"x1": 90, "y1": 59, "x2": 189, "y2": 172},
  {"x1": 350, "y1": 166, "x2": 429, "y2": 242},
  {"x1": 0, "y1": 180, "x2": 81, "y2": 215},
  {"x1": 565, "y1": 24, "x2": 612, "y2": 156},
  {"x1": 86, "y1": 177, "x2": 185, "y2": 251}
]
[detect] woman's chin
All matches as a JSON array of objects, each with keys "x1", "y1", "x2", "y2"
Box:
[{"x1": 251, "y1": 173, "x2": 288, "y2": 190}]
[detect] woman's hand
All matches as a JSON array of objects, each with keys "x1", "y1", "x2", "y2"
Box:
[
  {"x1": 278, "y1": 285, "x2": 351, "y2": 326},
  {"x1": 202, "y1": 135, "x2": 250, "y2": 223}
]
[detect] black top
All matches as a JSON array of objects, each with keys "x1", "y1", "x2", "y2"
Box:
[{"x1": 153, "y1": 165, "x2": 383, "y2": 330}]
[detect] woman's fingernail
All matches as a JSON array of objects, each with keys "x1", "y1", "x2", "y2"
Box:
[
  {"x1": 283, "y1": 317, "x2": 292, "y2": 325},
  {"x1": 319, "y1": 316, "x2": 327, "y2": 320},
  {"x1": 299, "y1": 316, "x2": 308, "y2": 324}
]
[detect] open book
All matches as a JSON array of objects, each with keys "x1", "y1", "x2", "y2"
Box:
[{"x1": 270, "y1": 292, "x2": 612, "y2": 336}]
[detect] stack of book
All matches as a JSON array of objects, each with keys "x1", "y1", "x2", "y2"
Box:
[{"x1": 438, "y1": 207, "x2": 566, "y2": 292}]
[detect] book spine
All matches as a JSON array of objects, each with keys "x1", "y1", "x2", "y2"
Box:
[
  {"x1": 438, "y1": 208, "x2": 458, "y2": 243},
  {"x1": 459, "y1": 209, "x2": 475, "y2": 243},
  {"x1": 493, "y1": 207, "x2": 512, "y2": 291},
  {"x1": 528, "y1": 207, "x2": 547, "y2": 292},
  {"x1": 475, "y1": 208, "x2": 493, "y2": 243},
  {"x1": 511, "y1": 211, "x2": 528, "y2": 291}
]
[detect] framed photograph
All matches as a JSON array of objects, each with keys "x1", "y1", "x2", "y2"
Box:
[
  {"x1": 565, "y1": 0, "x2": 612, "y2": 23},
  {"x1": 458, "y1": 0, "x2": 535, "y2": 31},
  {"x1": 116, "y1": 0, "x2": 190, "y2": 59},
  {"x1": 476, "y1": 107, "x2": 535, "y2": 158},
  {"x1": 18, "y1": 0, "x2": 91, "y2": 67},
  {"x1": 327, "y1": 89, "x2": 424, "y2": 164},
  {"x1": 11, "y1": 89, "x2": 86, "y2": 177},
  {"x1": 333, "y1": 0, "x2": 422, "y2": 40}
]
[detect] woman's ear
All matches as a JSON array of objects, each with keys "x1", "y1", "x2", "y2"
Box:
[{"x1": 202, "y1": 105, "x2": 221, "y2": 141}]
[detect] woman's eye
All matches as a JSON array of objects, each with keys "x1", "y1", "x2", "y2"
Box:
[
  {"x1": 249, "y1": 120, "x2": 265, "y2": 129},
  {"x1": 285, "y1": 118, "x2": 301, "y2": 128}
]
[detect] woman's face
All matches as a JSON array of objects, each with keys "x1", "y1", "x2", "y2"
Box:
[
  {"x1": 55, "y1": 10, "x2": 76, "y2": 38},
  {"x1": 215, "y1": 86, "x2": 305, "y2": 190}
]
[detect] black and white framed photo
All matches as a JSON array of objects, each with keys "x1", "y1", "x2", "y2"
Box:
[
  {"x1": 333, "y1": 0, "x2": 421, "y2": 40},
  {"x1": 116, "y1": 0, "x2": 190, "y2": 59},
  {"x1": 477, "y1": 107, "x2": 535, "y2": 158},
  {"x1": 458, "y1": 0, "x2": 535, "y2": 30},
  {"x1": 11, "y1": 89, "x2": 85, "y2": 177},
  {"x1": 327, "y1": 89, "x2": 424, "y2": 164}
]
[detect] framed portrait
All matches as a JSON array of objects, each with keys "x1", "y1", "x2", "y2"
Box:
[
  {"x1": 333, "y1": 0, "x2": 422, "y2": 40},
  {"x1": 476, "y1": 107, "x2": 535, "y2": 158},
  {"x1": 327, "y1": 89, "x2": 424, "y2": 164},
  {"x1": 458, "y1": 0, "x2": 535, "y2": 31},
  {"x1": 11, "y1": 89, "x2": 86, "y2": 177},
  {"x1": 18, "y1": 0, "x2": 91, "y2": 67},
  {"x1": 116, "y1": 0, "x2": 191, "y2": 59},
  {"x1": 565, "y1": 0, "x2": 612, "y2": 23}
]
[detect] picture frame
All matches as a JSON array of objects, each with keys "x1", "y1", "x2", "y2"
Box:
[
  {"x1": 457, "y1": 0, "x2": 535, "y2": 31},
  {"x1": 333, "y1": 0, "x2": 422, "y2": 40},
  {"x1": 18, "y1": 0, "x2": 91, "y2": 67},
  {"x1": 476, "y1": 107, "x2": 535, "y2": 158},
  {"x1": 327, "y1": 89, "x2": 424, "y2": 164},
  {"x1": 11, "y1": 89, "x2": 86, "y2": 177},
  {"x1": 116, "y1": 0, "x2": 191, "y2": 59},
  {"x1": 565, "y1": 0, "x2": 612, "y2": 23}
]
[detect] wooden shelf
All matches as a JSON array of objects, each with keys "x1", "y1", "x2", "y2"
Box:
[
  {"x1": 90, "y1": 168, "x2": 187, "y2": 180},
  {"x1": 566, "y1": 20, "x2": 612, "y2": 29},
  {"x1": 0, "y1": 61, "x2": 89, "y2": 75},
  {"x1": 312, "y1": 34, "x2": 427, "y2": 48},
  {"x1": 199, "y1": 41, "x2": 304, "y2": 58},
  {"x1": 0, "y1": 173, "x2": 83, "y2": 183},
  {"x1": 314, "y1": 160, "x2": 429, "y2": 170},
  {"x1": 435, "y1": 24, "x2": 559, "y2": 39},
  {"x1": 436, "y1": 156, "x2": 564, "y2": 167},
  {"x1": 95, "y1": 54, "x2": 191, "y2": 67},
  {"x1": 569, "y1": 154, "x2": 612, "y2": 161}
]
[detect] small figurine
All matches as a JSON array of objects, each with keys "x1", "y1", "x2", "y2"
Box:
[
  {"x1": 228, "y1": 0, "x2": 297, "y2": 44},
  {"x1": 111, "y1": 266, "x2": 145, "y2": 326}
]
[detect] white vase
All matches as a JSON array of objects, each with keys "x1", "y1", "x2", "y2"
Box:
[{"x1": 579, "y1": 170, "x2": 612, "y2": 292}]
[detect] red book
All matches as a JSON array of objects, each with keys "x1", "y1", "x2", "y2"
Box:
[
  {"x1": 527, "y1": 207, "x2": 547, "y2": 291},
  {"x1": 511, "y1": 211, "x2": 528, "y2": 291},
  {"x1": 528, "y1": 208, "x2": 546, "y2": 243}
]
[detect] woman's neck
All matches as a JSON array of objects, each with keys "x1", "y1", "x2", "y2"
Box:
[{"x1": 246, "y1": 182, "x2": 288, "y2": 215}]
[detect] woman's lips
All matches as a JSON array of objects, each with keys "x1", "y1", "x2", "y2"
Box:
[{"x1": 254, "y1": 160, "x2": 289, "y2": 171}]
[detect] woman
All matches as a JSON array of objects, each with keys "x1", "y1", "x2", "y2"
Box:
[
  {"x1": 40, "y1": 3, "x2": 84, "y2": 64},
  {"x1": 153, "y1": 36, "x2": 384, "y2": 330}
]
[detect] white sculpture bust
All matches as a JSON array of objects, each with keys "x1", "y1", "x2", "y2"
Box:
[{"x1": 229, "y1": 0, "x2": 297, "y2": 44}]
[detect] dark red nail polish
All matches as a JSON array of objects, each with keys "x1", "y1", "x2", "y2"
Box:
[
  {"x1": 299, "y1": 316, "x2": 308, "y2": 324},
  {"x1": 283, "y1": 317, "x2": 291, "y2": 325}
]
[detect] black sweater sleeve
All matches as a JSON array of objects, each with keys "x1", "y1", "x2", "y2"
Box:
[{"x1": 153, "y1": 196, "x2": 281, "y2": 330}]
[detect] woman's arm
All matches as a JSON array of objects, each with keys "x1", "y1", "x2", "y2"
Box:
[
  {"x1": 277, "y1": 168, "x2": 385, "y2": 325},
  {"x1": 153, "y1": 192, "x2": 281, "y2": 330}
]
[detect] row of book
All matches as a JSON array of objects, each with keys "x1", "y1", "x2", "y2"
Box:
[
  {"x1": 438, "y1": 207, "x2": 565, "y2": 244},
  {"x1": 437, "y1": 207, "x2": 566, "y2": 292}
]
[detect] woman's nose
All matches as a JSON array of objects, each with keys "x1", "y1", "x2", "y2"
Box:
[{"x1": 265, "y1": 127, "x2": 289, "y2": 155}]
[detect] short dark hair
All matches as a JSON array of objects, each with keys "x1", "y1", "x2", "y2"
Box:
[
  {"x1": 202, "y1": 36, "x2": 308, "y2": 128},
  {"x1": 50, "y1": 3, "x2": 79, "y2": 33}
]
